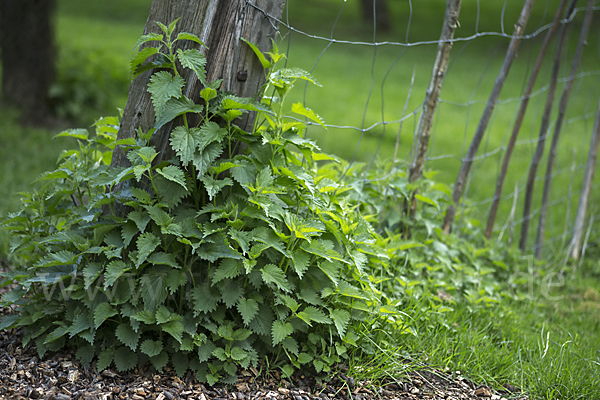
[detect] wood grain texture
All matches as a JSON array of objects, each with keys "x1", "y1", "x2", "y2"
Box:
[{"x1": 111, "y1": 0, "x2": 285, "y2": 171}]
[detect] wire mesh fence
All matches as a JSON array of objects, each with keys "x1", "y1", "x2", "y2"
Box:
[{"x1": 248, "y1": 0, "x2": 600, "y2": 262}]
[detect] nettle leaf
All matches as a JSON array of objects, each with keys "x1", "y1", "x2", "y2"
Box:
[
  {"x1": 330, "y1": 309, "x2": 350, "y2": 338},
  {"x1": 220, "y1": 279, "x2": 244, "y2": 308},
  {"x1": 200, "y1": 87, "x2": 217, "y2": 103},
  {"x1": 116, "y1": 323, "x2": 141, "y2": 351},
  {"x1": 121, "y1": 221, "x2": 138, "y2": 247},
  {"x1": 291, "y1": 103, "x2": 326, "y2": 128},
  {"x1": 67, "y1": 311, "x2": 91, "y2": 338},
  {"x1": 130, "y1": 188, "x2": 154, "y2": 205},
  {"x1": 291, "y1": 249, "x2": 310, "y2": 278},
  {"x1": 150, "y1": 350, "x2": 169, "y2": 371},
  {"x1": 162, "y1": 320, "x2": 184, "y2": 343},
  {"x1": 302, "y1": 240, "x2": 346, "y2": 263},
  {"x1": 83, "y1": 262, "x2": 103, "y2": 290},
  {"x1": 140, "y1": 271, "x2": 168, "y2": 311},
  {"x1": 140, "y1": 339, "x2": 163, "y2": 357},
  {"x1": 147, "y1": 252, "x2": 180, "y2": 269},
  {"x1": 135, "y1": 232, "x2": 161, "y2": 267},
  {"x1": 94, "y1": 302, "x2": 117, "y2": 328},
  {"x1": 148, "y1": 71, "x2": 185, "y2": 112},
  {"x1": 97, "y1": 347, "x2": 115, "y2": 371},
  {"x1": 190, "y1": 282, "x2": 220, "y2": 315},
  {"x1": 155, "y1": 174, "x2": 189, "y2": 209},
  {"x1": 166, "y1": 270, "x2": 187, "y2": 294},
  {"x1": 237, "y1": 298, "x2": 259, "y2": 326},
  {"x1": 157, "y1": 165, "x2": 187, "y2": 189},
  {"x1": 200, "y1": 175, "x2": 232, "y2": 201},
  {"x1": 154, "y1": 96, "x2": 204, "y2": 130},
  {"x1": 282, "y1": 337, "x2": 299, "y2": 355},
  {"x1": 172, "y1": 352, "x2": 190, "y2": 377},
  {"x1": 297, "y1": 306, "x2": 331, "y2": 326},
  {"x1": 228, "y1": 228, "x2": 251, "y2": 256},
  {"x1": 192, "y1": 142, "x2": 223, "y2": 177},
  {"x1": 170, "y1": 126, "x2": 201, "y2": 165},
  {"x1": 198, "y1": 121, "x2": 227, "y2": 150},
  {"x1": 133, "y1": 32, "x2": 163, "y2": 51},
  {"x1": 241, "y1": 38, "x2": 272, "y2": 69},
  {"x1": 175, "y1": 32, "x2": 205, "y2": 47},
  {"x1": 317, "y1": 261, "x2": 340, "y2": 286},
  {"x1": 177, "y1": 48, "x2": 207, "y2": 85},
  {"x1": 261, "y1": 264, "x2": 290, "y2": 292},
  {"x1": 35, "y1": 250, "x2": 77, "y2": 268},
  {"x1": 145, "y1": 205, "x2": 173, "y2": 227},
  {"x1": 271, "y1": 320, "x2": 294, "y2": 346},
  {"x1": 132, "y1": 310, "x2": 156, "y2": 324},
  {"x1": 104, "y1": 260, "x2": 132, "y2": 289},
  {"x1": 128, "y1": 210, "x2": 151, "y2": 233},
  {"x1": 155, "y1": 306, "x2": 180, "y2": 324},
  {"x1": 212, "y1": 259, "x2": 243, "y2": 285}
]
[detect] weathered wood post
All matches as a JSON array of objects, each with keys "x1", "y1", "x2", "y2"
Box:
[{"x1": 111, "y1": 0, "x2": 286, "y2": 174}]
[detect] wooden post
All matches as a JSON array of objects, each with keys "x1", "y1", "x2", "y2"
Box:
[
  {"x1": 570, "y1": 93, "x2": 600, "y2": 259},
  {"x1": 111, "y1": 0, "x2": 285, "y2": 172},
  {"x1": 442, "y1": 0, "x2": 536, "y2": 234},
  {"x1": 534, "y1": 0, "x2": 594, "y2": 259},
  {"x1": 485, "y1": 0, "x2": 568, "y2": 240},
  {"x1": 408, "y1": 0, "x2": 462, "y2": 184},
  {"x1": 518, "y1": 1, "x2": 576, "y2": 252}
]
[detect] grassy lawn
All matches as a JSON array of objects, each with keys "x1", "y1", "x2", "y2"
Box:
[{"x1": 1, "y1": 1, "x2": 599, "y2": 398}]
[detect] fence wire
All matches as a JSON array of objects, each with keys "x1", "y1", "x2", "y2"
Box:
[{"x1": 251, "y1": 0, "x2": 600, "y2": 261}]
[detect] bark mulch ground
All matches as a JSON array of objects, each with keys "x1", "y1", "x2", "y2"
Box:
[{"x1": 0, "y1": 325, "x2": 529, "y2": 400}]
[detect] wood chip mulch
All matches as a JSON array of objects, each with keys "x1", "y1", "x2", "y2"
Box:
[
  {"x1": 0, "y1": 266, "x2": 528, "y2": 400},
  {"x1": 0, "y1": 325, "x2": 529, "y2": 400}
]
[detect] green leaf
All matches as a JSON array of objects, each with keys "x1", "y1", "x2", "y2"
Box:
[
  {"x1": 177, "y1": 48, "x2": 207, "y2": 85},
  {"x1": 128, "y1": 210, "x2": 151, "y2": 233},
  {"x1": 147, "y1": 252, "x2": 180, "y2": 269},
  {"x1": 148, "y1": 71, "x2": 185, "y2": 112},
  {"x1": 132, "y1": 52, "x2": 173, "y2": 78},
  {"x1": 291, "y1": 103, "x2": 326, "y2": 128},
  {"x1": 67, "y1": 311, "x2": 91, "y2": 338},
  {"x1": 261, "y1": 264, "x2": 290, "y2": 292},
  {"x1": 140, "y1": 339, "x2": 163, "y2": 357},
  {"x1": 271, "y1": 320, "x2": 294, "y2": 346},
  {"x1": 175, "y1": 32, "x2": 205, "y2": 47},
  {"x1": 0, "y1": 315, "x2": 20, "y2": 330},
  {"x1": 190, "y1": 282, "x2": 220, "y2": 315},
  {"x1": 54, "y1": 128, "x2": 89, "y2": 140},
  {"x1": 330, "y1": 309, "x2": 350, "y2": 338},
  {"x1": 193, "y1": 142, "x2": 224, "y2": 177},
  {"x1": 200, "y1": 175, "x2": 232, "y2": 201},
  {"x1": 116, "y1": 323, "x2": 141, "y2": 351},
  {"x1": 200, "y1": 87, "x2": 217, "y2": 103},
  {"x1": 414, "y1": 194, "x2": 439, "y2": 208},
  {"x1": 237, "y1": 298, "x2": 259, "y2": 326},
  {"x1": 35, "y1": 250, "x2": 77, "y2": 268},
  {"x1": 94, "y1": 303, "x2": 117, "y2": 328},
  {"x1": 166, "y1": 270, "x2": 187, "y2": 294},
  {"x1": 241, "y1": 37, "x2": 272, "y2": 68},
  {"x1": 230, "y1": 347, "x2": 247, "y2": 361},
  {"x1": 155, "y1": 306, "x2": 178, "y2": 324},
  {"x1": 317, "y1": 261, "x2": 340, "y2": 286},
  {"x1": 298, "y1": 353, "x2": 313, "y2": 364},
  {"x1": 135, "y1": 232, "x2": 161, "y2": 267},
  {"x1": 132, "y1": 310, "x2": 156, "y2": 324},
  {"x1": 291, "y1": 249, "x2": 310, "y2": 278},
  {"x1": 282, "y1": 337, "x2": 299, "y2": 355},
  {"x1": 154, "y1": 96, "x2": 204, "y2": 130},
  {"x1": 133, "y1": 32, "x2": 163, "y2": 51},
  {"x1": 170, "y1": 126, "x2": 201, "y2": 165},
  {"x1": 150, "y1": 350, "x2": 169, "y2": 371},
  {"x1": 104, "y1": 260, "x2": 131, "y2": 289},
  {"x1": 162, "y1": 320, "x2": 184, "y2": 343},
  {"x1": 299, "y1": 306, "x2": 331, "y2": 325},
  {"x1": 157, "y1": 165, "x2": 187, "y2": 189},
  {"x1": 212, "y1": 259, "x2": 243, "y2": 285},
  {"x1": 83, "y1": 263, "x2": 103, "y2": 290},
  {"x1": 220, "y1": 279, "x2": 244, "y2": 308},
  {"x1": 114, "y1": 346, "x2": 137, "y2": 372},
  {"x1": 172, "y1": 352, "x2": 190, "y2": 377},
  {"x1": 140, "y1": 271, "x2": 168, "y2": 311},
  {"x1": 97, "y1": 347, "x2": 115, "y2": 371},
  {"x1": 145, "y1": 205, "x2": 173, "y2": 227}
]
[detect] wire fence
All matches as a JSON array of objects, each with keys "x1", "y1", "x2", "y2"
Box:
[{"x1": 250, "y1": 0, "x2": 600, "y2": 263}]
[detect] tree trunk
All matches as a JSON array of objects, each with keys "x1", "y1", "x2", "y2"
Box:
[
  {"x1": 360, "y1": 0, "x2": 391, "y2": 33},
  {"x1": 0, "y1": 0, "x2": 56, "y2": 123},
  {"x1": 111, "y1": 0, "x2": 285, "y2": 172}
]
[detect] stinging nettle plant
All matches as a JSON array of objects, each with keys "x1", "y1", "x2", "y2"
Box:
[{"x1": 1, "y1": 20, "x2": 398, "y2": 384}]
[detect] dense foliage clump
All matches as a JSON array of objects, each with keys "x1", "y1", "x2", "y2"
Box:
[{"x1": 0, "y1": 21, "x2": 400, "y2": 384}]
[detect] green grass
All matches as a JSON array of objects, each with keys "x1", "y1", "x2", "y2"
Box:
[{"x1": 1, "y1": 1, "x2": 599, "y2": 398}]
